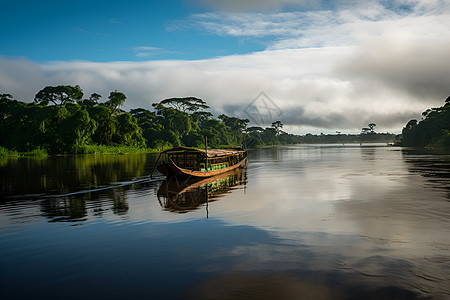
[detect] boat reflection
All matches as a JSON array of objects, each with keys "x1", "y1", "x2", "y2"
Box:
[{"x1": 157, "y1": 167, "x2": 247, "y2": 214}]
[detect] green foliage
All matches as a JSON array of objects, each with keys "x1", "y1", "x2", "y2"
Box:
[
  {"x1": 113, "y1": 113, "x2": 146, "y2": 147},
  {"x1": 432, "y1": 130, "x2": 450, "y2": 148},
  {"x1": 218, "y1": 114, "x2": 249, "y2": 146},
  {"x1": 72, "y1": 144, "x2": 151, "y2": 154},
  {"x1": 130, "y1": 108, "x2": 164, "y2": 148},
  {"x1": 1, "y1": 88, "x2": 146, "y2": 154},
  {"x1": 3, "y1": 85, "x2": 399, "y2": 156},
  {"x1": 271, "y1": 121, "x2": 283, "y2": 136},
  {"x1": 153, "y1": 140, "x2": 173, "y2": 152},
  {"x1": 34, "y1": 85, "x2": 83, "y2": 106},
  {"x1": 134, "y1": 99, "x2": 248, "y2": 149},
  {"x1": 262, "y1": 127, "x2": 278, "y2": 144},
  {"x1": 0, "y1": 146, "x2": 18, "y2": 157},
  {"x1": 156, "y1": 97, "x2": 209, "y2": 113},
  {"x1": 400, "y1": 97, "x2": 450, "y2": 148},
  {"x1": 0, "y1": 146, "x2": 47, "y2": 157},
  {"x1": 78, "y1": 93, "x2": 102, "y2": 107},
  {"x1": 22, "y1": 147, "x2": 49, "y2": 157},
  {"x1": 106, "y1": 91, "x2": 127, "y2": 114},
  {"x1": 181, "y1": 132, "x2": 203, "y2": 147}
]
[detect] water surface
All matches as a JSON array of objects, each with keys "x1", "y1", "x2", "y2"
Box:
[{"x1": 1, "y1": 145, "x2": 449, "y2": 299}]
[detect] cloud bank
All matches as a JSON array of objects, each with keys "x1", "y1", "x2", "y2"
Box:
[{"x1": 1, "y1": 0, "x2": 450, "y2": 134}]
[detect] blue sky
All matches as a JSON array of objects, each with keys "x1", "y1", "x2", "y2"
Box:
[
  {"x1": 1, "y1": 0, "x2": 450, "y2": 133},
  {"x1": 1, "y1": 0, "x2": 266, "y2": 61}
]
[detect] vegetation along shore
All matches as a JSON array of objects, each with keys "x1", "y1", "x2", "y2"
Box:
[{"x1": 1, "y1": 85, "x2": 448, "y2": 156}]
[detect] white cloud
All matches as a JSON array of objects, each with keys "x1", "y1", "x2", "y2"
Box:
[
  {"x1": 183, "y1": 0, "x2": 450, "y2": 51},
  {"x1": 188, "y1": 10, "x2": 337, "y2": 39},
  {"x1": 186, "y1": 0, "x2": 323, "y2": 11},
  {"x1": 187, "y1": 0, "x2": 370, "y2": 12},
  {"x1": 133, "y1": 46, "x2": 161, "y2": 58},
  {"x1": 133, "y1": 46, "x2": 160, "y2": 51},
  {"x1": 0, "y1": 44, "x2": 442, "y2": 134}
]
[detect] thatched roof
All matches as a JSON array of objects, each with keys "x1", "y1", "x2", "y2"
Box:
[{"x1": 161, "y1": 146, "x2": 245, "y2": 158}]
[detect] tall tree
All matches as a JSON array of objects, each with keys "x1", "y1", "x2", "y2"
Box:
[
  {"x1": 105, "y1": 91, "x2": 126, "y2": 116},
  {"x1": 271, "y1": 120, "x2": 283, "y2": 136},
  {"x1": 34, "y1": 85, "x2": 83, "y2": 106},
  {"x1": 154, "y1": 97, "x2": 210, "y2": 113}
]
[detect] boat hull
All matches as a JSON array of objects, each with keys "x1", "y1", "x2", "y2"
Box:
[{"x1": 157, "y1": 157, "x2": 247, "y2": 178}]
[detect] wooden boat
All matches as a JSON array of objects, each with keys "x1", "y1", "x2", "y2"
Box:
[{"x1": 152, "y1": 146, "x2": 247, "y2": 178}]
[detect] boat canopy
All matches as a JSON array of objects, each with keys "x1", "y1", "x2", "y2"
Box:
[{"x1": 160, "y1": 146, "x2": 245, "y2": 158}]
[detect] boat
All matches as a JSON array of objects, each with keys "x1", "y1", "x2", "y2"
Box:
[{"x1": 151, "y1": 146, "x2": 247, "y2": 178}]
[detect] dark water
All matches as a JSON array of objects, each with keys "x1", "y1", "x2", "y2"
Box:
[{"x1": 0, "y1": 145, "x2": 449, "y2": 299}]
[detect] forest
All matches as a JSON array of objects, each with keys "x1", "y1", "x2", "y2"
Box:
[
  {"x1": 399, "y1": 96, "x2": 450, "y2": 148},
  {"x1": 1, "y1": 85, "x2": 396, "y2": 155}
]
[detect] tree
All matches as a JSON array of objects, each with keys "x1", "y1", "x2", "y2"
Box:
[
  {"x1": 88, "y1": 105, "x2": 115, "y2": 145},
  {"x1": 78, "y1": 93, "x2": 102, "y2": 107},
  {"x1": 218, "y1": 114, "x2": 249, "y2": 146},
  {"x1": 113, "y1": 113, "x2": 146, "y2": 147},
  {"x1": 191, "y1": 111, "x2": 213, "y2": 124},
  {"x1": 156, "y1": 97, "x2": 210, "y2": 113},
  {"x1": 271, "y1": 120, "x2": 283, "y2": 136},
  {"x1": 400, "y1": 96, "x2": 450, "y2": 147},
  {"x1": 0, "y1": 93, "x2": 13, "y2": 102},
  {"x1": 0, "y1": 94, "x2": 14, "y2": 124},
  {"x1": 88, "y1": 91, "x2": 127, "y2": 145},
  {"x1": 218, "y1": 114, "x2": 249, "y2": 133},
  {"x1": 105, "y1": 91, "x2": 126, "y2": 116},
  {"x1": 246, "y1": 126, "x2": 264, "y2": 133},
  {"x1": 34, "y1": 85, "x2": 83, "y2": 106},
  {"x1": 90, "y1": 93, "x2": 102, "y2": 103},
  {"x1": 361, "y1": 127, "x2": 371, "y2": 135},
  {"x1": 404, "y1": 119, "x2": 417, "y2": 131},
  {"x1": 58, "y1": 105, "x2": 97, "y2": 152},
  {"x1": 200, "y1": 118, "x2": 228, "y2": 148},
  {"x1": 368, "y1": 123, "x2": 376, "y2": 133},
  {"x1": 130, "y1": 108, "x2": 164, "y2": 148},
  {"x1": 245, "y1": 126, "x2": 265, "y2": 147},
  {"x1": 262, "y1": 127, "x2": 277, "y2": 144}
]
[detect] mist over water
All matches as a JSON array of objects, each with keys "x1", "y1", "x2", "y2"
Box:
[{"x1": 1, "y1": 145, "x2": 449, "y2": 299}]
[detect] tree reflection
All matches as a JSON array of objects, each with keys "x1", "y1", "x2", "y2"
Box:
[
  {"x1": 401, "y1": 148, "x2": 450, "y2": 199},
  {"x1": 0, "y1": 154, "x2": 153, "y2": 198},
  {"x1": 360, "y1": 146, "x2": 377, "y2": 160},
  {"x1": 110, "y1": 189, "x2": 129, "y2": 215},
  {"x1": 0, "y1": 154, "x2": 157, "y2": 222},
  {"x1": 41, "y1": 196, "x2": 88, "y2": 222},
  {"x1": 40, "y1": 186, "x2": 131, "y2": 222}
]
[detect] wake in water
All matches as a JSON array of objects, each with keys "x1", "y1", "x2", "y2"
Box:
[
  {"x1": 59, "y1": 176, "x2": 165, "y2": 197},
  {"x1": 2, "y1": 176, "x2": 166, "y2": 201}
]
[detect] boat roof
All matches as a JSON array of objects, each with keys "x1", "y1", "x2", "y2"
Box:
[{"x1": 161, "y1": 146, "x2": 245, "y2": 158}]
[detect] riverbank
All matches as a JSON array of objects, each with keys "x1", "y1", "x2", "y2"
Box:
[
  {"x1": 0, "y1": 146, "x2": 49, "y2": 157},
  {"x1": 0, "y1": 142, "x2": 398, "y2": 158},
  {"x1": 0, "y1": 145, "x2": 158, "y2": 157}
]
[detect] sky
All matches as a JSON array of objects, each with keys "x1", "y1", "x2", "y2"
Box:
[{"x1": 1, "y1": 0, "x2": 450, "y2": 134}]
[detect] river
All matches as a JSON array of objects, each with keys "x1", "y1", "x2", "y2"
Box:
[{"x1": 0, "y1": 145, "x2": 449, "y2": 299}]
